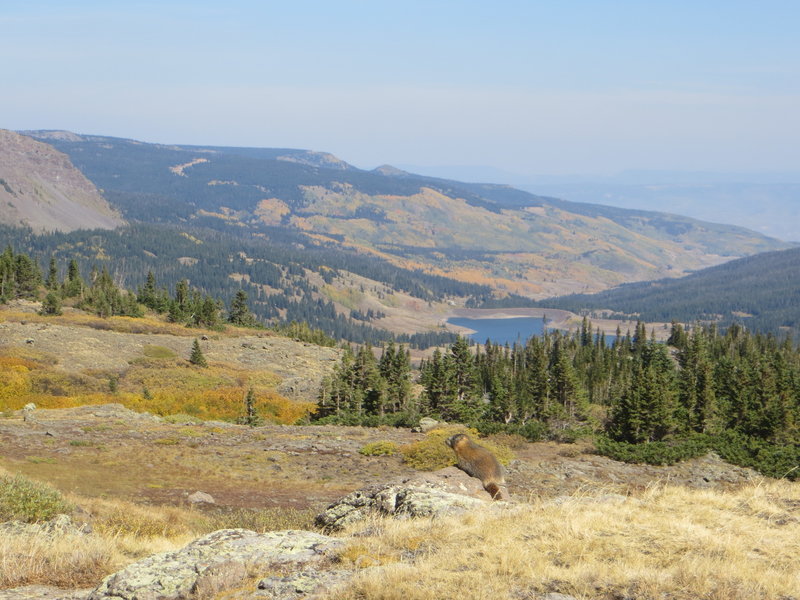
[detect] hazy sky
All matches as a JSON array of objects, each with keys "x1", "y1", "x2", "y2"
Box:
[{"x1": 3, "y1": 0, "x2": 798, "y2": 176}]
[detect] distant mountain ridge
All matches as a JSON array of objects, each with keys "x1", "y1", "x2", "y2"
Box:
[
  {"x1": 0, "y1": 129, "x2": 124, "y2": 232},
  {"x1": 538, "y1": 246, "x2": 800, "y2": 337},
  {"x1": 12, "y1": 130, "x2": 794, "y2": 299}
]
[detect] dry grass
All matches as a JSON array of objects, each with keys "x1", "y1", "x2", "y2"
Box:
[
  {"x1": 328, "y1": 480, "x2": 800, "y2": 600},
  {"x1": 0, "y1": 531, "x2": 118, "y2": 588},
  {"x1": 0, "y1": 486, "x2": 316, "y2": 590}
]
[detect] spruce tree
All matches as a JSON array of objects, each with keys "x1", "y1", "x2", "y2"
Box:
[
  {"x1": 63, "y1": 259, "x2": 84, "y2": 298},
  {"x1": 189, "y1": 339, "x2": 208, "y2": 367},
  {"x1": 40, "y1": 291, "x2": 62, "y2": 316},
  {"x1": 239, "y1": 388, "x2": 263, "y2": 426},
  {"x1": 45, "y1": 257, "x2": 59, "y2": 291},
  {"x1": 228, "y1": 289, "x2": 256, "y2": 326}
]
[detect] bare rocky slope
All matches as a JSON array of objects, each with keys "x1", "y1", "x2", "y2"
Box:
[{"x1": 0, "y1": 130, "x2": 123, "y2": 232}]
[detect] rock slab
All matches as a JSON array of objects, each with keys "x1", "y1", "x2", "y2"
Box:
[
  {"x1": 89, "y1": 529, "x2": 343, "y2": 600},
  {"x1": 315, "y1": 476, "x2": 487, "y2": 532}
]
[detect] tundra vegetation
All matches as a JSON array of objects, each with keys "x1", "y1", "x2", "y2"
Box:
[{"x1": 1, "y1": 250, "x2": 799, "y2": 599}]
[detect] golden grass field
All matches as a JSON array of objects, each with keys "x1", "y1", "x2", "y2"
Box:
[{"x1": 331, "y1": 481, "x2": 800, "y2": 600}]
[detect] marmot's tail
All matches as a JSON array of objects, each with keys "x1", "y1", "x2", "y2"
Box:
[{"x1": 485, "y1": 482, "x2": 502, "y2": 500}]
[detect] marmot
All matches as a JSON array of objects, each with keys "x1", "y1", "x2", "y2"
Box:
[{"x1": 446, "y1": 433, "x2": 508, "y2": 500}]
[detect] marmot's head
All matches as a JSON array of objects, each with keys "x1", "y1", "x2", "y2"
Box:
[{"x1": 445, "y1": 433, "x2": 468, "y2": 449}]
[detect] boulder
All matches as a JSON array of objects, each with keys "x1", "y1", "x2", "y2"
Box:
[
  {"x1": 416, "y1": 417, "x2": 441, "y2": 433},
  {"x1": 89, "y1": 529, "x2": 343, "y2": 600},
  {"x1": 315, "y1": 468, "x2": 497, "y2": 532},
  {"x1": 187, "y1": 491, "x2": 215, "y2": 505}
]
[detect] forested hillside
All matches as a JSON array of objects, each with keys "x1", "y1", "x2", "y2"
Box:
[
  {"x1": 21, "y1": 131, "x2": 791, "y2": 299},
  {"x1": 537, "y1": 247, "x2": 800, "y2": 338},
  {"x1": 0, "y1": 223, "x2": 482, "y2": 347}
]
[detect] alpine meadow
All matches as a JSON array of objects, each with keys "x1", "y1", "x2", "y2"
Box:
[{"x1": 2, "y1": 2, "x2": 800, "y2": 598}]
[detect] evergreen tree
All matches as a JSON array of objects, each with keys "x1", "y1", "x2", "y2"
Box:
[
  {"x1": 45, "y1": 257, "x2": 59, "y2": 291},
  {"x1": 442, "y1": 336, "x2": 482, "y2": 422},
  {"x1": 13, "y1": 253, "x2": 42, "y2": 299},
  {"x1": 379, "y1": 341, "x2": 412, "y2": 413},
  {"x1": 63, "y1": 259, "x2": 85, "y2": 298},
  {"x1": 39, "y1": 291, "x2": 62, "y2": 316},
  {"x1": 189, "y1": 339, "x2": 208, "y2": 367},
  {"x1": 549, "y1": 336, "x2": 585, "y2": 419},
  {"x1": 228, "y1": 289, "x2": 256, "y2": 326},
  {"x1": 238, "y1": 388, "x2": 263, "y2": 426}
]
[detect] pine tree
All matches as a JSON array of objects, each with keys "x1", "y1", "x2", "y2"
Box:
[
  {"x1": 40, "y1": 291, "x2": 62, "y2": 316},
  {"x1": 138, "y1": 271, "x2": 160, "y2": 310},
  {"x1": 189, "y1": 339, "x2": 208, "y2": 367},
  {"x1": 45, "y1": 257, "x2": 59, "y2": 291},
  {"x1": 443, "y1": 336, "x2": 482, "y2": 422},
  {"x1": 63, "y1": 259, "x2": 85, "y2": 298},
  {"x1": 239, "y1": 388, "x2": 263, "y2": 426},
  {"x1": 228, "y1": 289, "x2": 256, "y2": 326},
  {"x1": 14, "y1": 253, "x2": 42, "y2": 299}
]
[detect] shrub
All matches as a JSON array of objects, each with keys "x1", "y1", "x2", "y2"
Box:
[
  {"x1": 162, "y1": 413, "x2": 202, "y2": 425},
  {"x1": 401, "y1": 426, "x2": 515, "y2": 471},
  {"x1": 0, "y1": 474, "x2": 74, "y2": 522},
  {"x1": 359, "y1": 441, "x2": 399, "y2": 456},
  {"x1": 142, "y1": 345, "x2": 177, "y2": 359}
]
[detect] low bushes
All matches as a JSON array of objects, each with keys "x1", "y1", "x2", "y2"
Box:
[
  {"x1": 0, "y1": 473, "x2": 74, "y2": 522},
  {"x1": 595, "y1": 432, "x2": 800, "y2": 479}
]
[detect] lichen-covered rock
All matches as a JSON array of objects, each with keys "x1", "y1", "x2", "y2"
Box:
[
  {"x1": 0, "y1": 514, "x2": 90, "y2": 537},
  {"x1": 255, "y1": 570, "x2": 355, "y2": 599},
  {"x1": 89, "y1": 529, "x2": 343, "y2": 600},
  {"x1": 315, "y1": 472, "x2": 491, "y2": 532}
]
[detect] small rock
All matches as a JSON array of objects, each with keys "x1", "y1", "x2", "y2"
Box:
[
  {"x1": 188, "y1": 491, "x2": 216, "y2": 504},
  {"x1": 23, "y1": 404, "x2": 37, "y2": 423},
  {"x1": 417, "y1": 417, "x2": 441, "y2": 433}
]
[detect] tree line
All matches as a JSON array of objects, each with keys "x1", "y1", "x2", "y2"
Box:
[
  {"x1": 1, "y1": 223, "x2": 470, "y2": 348},
  {"x1": 317, "y1": 318, "x2": 800, "y2": 478}
]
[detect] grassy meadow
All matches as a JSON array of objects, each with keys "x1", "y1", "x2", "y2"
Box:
[{"x1": 0, "y1": 309, "x2": 316, "y2": 424}]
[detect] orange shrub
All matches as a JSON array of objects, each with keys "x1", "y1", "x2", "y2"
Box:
[{"x1": 0, "y1": 365, "x2": 32, "y2": 410}]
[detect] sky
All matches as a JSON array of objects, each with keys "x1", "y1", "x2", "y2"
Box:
[{"x1": 2, "y1": 0, "x2": 799, "y2": 177}]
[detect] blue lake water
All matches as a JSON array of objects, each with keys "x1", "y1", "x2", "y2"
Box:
[{"x1": 447, "y1": 317, "x2": 548, "y2": 346}]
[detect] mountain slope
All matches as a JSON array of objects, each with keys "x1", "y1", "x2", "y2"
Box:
[
  {"x1": 18, "y1": 131, "x2": 792, "y2": 298},
  {"x1": 0, "y1": 130, "x2": 124, "y2": 232},
  {"x1": 537, "y1": 246, "x2": 800, "y2": 336}
]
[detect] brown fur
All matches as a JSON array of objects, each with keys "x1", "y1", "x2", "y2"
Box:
[{"x1": 445, "y1": 433, "x2": 507, "y2": 500}]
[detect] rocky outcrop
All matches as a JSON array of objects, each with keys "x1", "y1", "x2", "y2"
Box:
[
  {"x1": 314, "y1": 467, "x2": 500, "y2": 532},
  {"x1": 89, "y1": 529, "x2": 344, "y2": 600},
  {"x1": 0, "y1": 514, "x2": 90, "y2": 537}
]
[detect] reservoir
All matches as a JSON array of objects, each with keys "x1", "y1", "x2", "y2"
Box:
[{"x1": 447, "y1": 316, "x2": 548, "y2": 346}]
